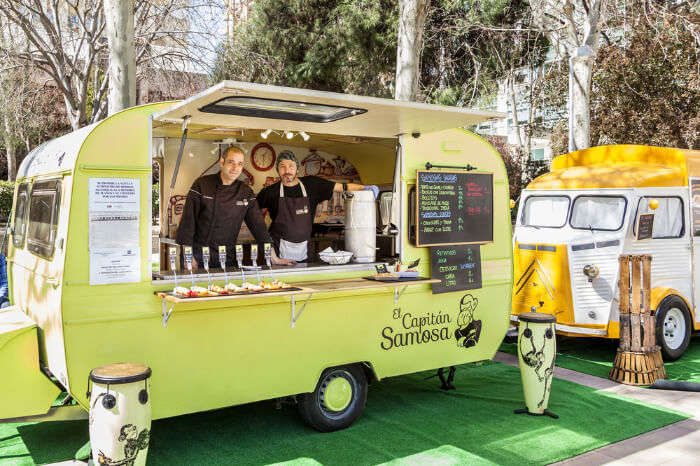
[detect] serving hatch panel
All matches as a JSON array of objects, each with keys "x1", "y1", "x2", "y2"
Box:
[{"x1": 153, "y1": 81, "x2": 503, "y2": 139}]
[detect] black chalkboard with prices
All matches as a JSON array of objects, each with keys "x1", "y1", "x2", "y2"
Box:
[
  {"x1": 416, "y1": 170, "x2": 494, "y2": 246},
  {"x1": 429, "y1": 244, "x2": 482, "y2": 294},
  {"x1": 636, "y1": 213, "x2": 654, "y2": 240}
]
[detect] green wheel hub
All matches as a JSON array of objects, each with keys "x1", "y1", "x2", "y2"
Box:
[{"x1": 322, "y1": 376, "x2": 353, "y2": 412}]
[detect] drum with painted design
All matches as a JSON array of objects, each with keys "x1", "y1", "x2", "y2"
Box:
[
  {"x1": 88, "y1": 363, "x2": 152, "y2": 466},
  {"x1": 517, "y1": 312, "x2": 557, "y2": 416}
]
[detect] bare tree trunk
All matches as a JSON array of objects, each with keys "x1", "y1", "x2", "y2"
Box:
[
  {"x1": 568, "y1": 50, "x2": 594, "y2": 151},
  {"x1": 104, "y1": 0, "x2": 136, "y2": 115},
  {"x1": 508, "y1": 73, "x2": 524, "y2": 149},
  {"x1": 395, "y1": 0, "x2": 430, "y2": 101},
  {"x1": 3, "y1": 115, "x2": 15, "y2": 181}
]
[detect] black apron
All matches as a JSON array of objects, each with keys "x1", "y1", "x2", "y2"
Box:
[{"x1": 269, "y1": 180, "x2": 313, "y2": 261}]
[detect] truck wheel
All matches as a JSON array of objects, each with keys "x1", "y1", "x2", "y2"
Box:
[
  {"x1": 655, "y1": 296, "x2": 691, "y2": 361},
  {"x1": 298, "y1": 365, "x2": 367, "y2": 432}
]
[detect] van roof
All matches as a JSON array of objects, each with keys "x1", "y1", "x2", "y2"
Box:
[
  {"x1": 152, "y1": 81, "x2": 503, "y2": 139},
  {"x1": 528, "y1": 145, "x2": 700, "y2": 189}
]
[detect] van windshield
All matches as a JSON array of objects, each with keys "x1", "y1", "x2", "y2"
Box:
[
  {"x1": 521, "y1": 196, "x2": 569, "y2": 227},
  {"x1": 570, "y1": 196, "x2": 626, "y2": 231}
]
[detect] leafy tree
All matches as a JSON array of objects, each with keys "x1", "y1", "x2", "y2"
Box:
[
  {"x1": 537, "y1": 2, "x2": 699, "y2": 154},
  {"x1": 212, "y1": 0, "x2": 547, "y2": 106},
  {"x1": 212, "y1": 0, "x2": 399, "y2": 97}
]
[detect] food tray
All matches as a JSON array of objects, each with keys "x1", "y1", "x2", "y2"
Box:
[{"x1": 162, "y1": 286, "x2": 303, "y2": 299}]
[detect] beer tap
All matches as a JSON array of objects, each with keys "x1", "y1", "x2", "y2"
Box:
[
  {"x1": 183, "y1": 246, "x2": 194, "y2": 287},
  {"x1": 169, "y1": 246, "x2": 179, "y2": 288},
  {"x1": 202, "y1": 246, "x2": 211, "y2": 288},
  {"x1": 251, "y1": 244, "x2": 261, "y2": 284},
  {"x1": 264, "y1": 242, "x2": 275, "y2": 281},
  {"x1": 219, "y1": 245, "x2": 228, "y2": 286},
  {"x1": 235, "y1": 244, "x2": 245, "y2": 284}
]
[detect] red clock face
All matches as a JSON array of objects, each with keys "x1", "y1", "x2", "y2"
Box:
[{"x1": 251, "y1": 143, "x2": 276, "y2": 171}]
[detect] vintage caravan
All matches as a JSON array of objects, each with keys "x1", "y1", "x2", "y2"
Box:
[
  {"x1": 2, "y1": 82, "x2": 513, "y2": 431},
  {"x1": 512, "y1": 145, "x2": 700, "y2": 360}
]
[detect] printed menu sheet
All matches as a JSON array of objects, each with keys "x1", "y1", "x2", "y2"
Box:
[{"x1": 88, "y1": 178, "x2": 141, "y2": 285}]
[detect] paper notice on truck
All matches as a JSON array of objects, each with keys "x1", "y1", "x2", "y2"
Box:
[
  {"x1": 89, "y1": 177, "x2": 141, "y2": 284},
  {"x1": 89, "y1": 178, "x2": 140, "y2": 212},
  {"x1": 89, "y1": 248, "x2": 141, "y2": 285},
  {"x1": 89, "y1": 213, "x2": 140, "y2": 249}
]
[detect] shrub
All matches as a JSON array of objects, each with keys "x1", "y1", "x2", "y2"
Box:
[{"x1": 0, "y1": 181, "x2": 15, "y2": 222}]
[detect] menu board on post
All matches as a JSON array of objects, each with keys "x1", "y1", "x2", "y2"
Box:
[
  {"x1": 429, "y1": 245, "x2": 482, "y2": 294},
  {"x1": 416, "y1": 170, "x2": 493, "y2": 246},
  {"x1": 636, "y1": 213, "x2": 654, "y2": 240}
]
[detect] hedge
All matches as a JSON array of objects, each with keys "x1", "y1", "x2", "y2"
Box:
[{"x1": 0, "y1": 181, "x2": 14, "y2": 222}]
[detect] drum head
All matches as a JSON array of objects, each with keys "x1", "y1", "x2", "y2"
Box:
[{"x1": 90, "y1": 363, "x2": 152, "y2": 384}]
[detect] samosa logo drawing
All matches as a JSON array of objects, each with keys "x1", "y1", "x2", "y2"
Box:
[{"x1": 454, "y1": 294, "x2": 482, "y2": 348}]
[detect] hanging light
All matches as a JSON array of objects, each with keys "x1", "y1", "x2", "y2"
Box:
[
  {"x1": 260, "y1": 129, "x2": 272, "y2": 139},
  {"x1": 299, "y1": 131, "x2": 310, "y2": 141},
  {"x1": 285, "y1": 131, "x2": 294, "y2": 140}
]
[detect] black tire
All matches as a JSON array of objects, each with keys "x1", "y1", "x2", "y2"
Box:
[
  {"x1": 655, "y1": 296, "x2": 691, "y2": 361},
  {"x1": 298, "y1": 364, "x2": 367, "y2": 432}
]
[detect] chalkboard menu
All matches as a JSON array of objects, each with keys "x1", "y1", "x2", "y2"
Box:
[
  {"x1": 430, "y1": 245, "x2": 482, "y2": 294},
  {"x1": 636, "y1": 213, "x2": 654, "y2": 240},
  {"x1": 416, "y1": 170, "x2": 493, "y2": 246}
]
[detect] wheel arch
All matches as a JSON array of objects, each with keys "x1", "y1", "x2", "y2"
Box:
[
  {"x1": 309, "y1": 361, "x2": 379, "y2": 393},
  {"x1": 650, "y1": 288, "x2": 693, "y2": 319}
]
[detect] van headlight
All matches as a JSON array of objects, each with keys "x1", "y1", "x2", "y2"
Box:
[{"x1": 583, "y1": 264, "x2": 599, "y2": 282}]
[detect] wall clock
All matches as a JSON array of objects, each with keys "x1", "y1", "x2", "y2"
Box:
[{"x1": 251, "y1": 143, "x2": 276, "y2": 171}]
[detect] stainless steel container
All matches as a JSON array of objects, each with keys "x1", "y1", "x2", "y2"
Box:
[{"x1": 344, "y1": 191, "x2": 376, "y2": 263}]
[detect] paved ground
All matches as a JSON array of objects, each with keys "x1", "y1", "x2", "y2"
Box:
[
  {"x1": 50, "y1": 353, "x2": 700, "y2": 466},
  {"x1": 494, "y1": 352, "x2": 700, "y2": 465}
]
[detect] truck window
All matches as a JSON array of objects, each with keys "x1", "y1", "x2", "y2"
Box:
[
  {"x1": 521, "y1": 196, "x2": 569, "y2": 227},
  {"x1": 27, "y1": 179, "x2": 61, "y2": 259},
  {"x1": 570, "y1": 195, "x2": 626, "y2": 231},
  {"x1": 12, "y1": 183, "x2": 30, "y2": 249},
  {"x1": 636, "y1": 197, "x2": 684, "y2": 238}
]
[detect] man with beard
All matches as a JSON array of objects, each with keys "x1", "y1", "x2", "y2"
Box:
[
  {"x1": 256, "y1": 151, "x2": 378, "y2": 262},
  {"x1": 177, "y1": 146, "x2": 294, "y2": 268}
]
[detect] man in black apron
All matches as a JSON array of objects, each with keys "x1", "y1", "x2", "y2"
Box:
[
  {"x1": 256, "y1": 151, "x2": 378, "y2": 262},
  {"x1": 176, "y1": 146, "x2": 294, "y2": 268}
]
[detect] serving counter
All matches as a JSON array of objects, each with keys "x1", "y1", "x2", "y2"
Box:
[{"x1": 155, "y1": 276, "x2": 439, "y2": 329}]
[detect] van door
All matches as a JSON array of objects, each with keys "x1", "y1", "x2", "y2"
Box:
[
  {"x1": 11, "y1": 178, "x2": 70, "y2": 389},
  {"x1": 628, "y1": 195, "x2": 692, "y2": 310},
  {"x1": 690, "y1": 179, "x2": 700, "y2": 326}
]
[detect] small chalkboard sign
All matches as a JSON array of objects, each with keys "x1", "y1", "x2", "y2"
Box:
[
  {"x1": 429, "y1": 244, "x2": 482, "y2": 294},
  {"x1": 636, "y1": 213, "x2": 654, "y2": 240},
  {"x1": 416, "y1": 170, "x2": 493, "y2": 247}
]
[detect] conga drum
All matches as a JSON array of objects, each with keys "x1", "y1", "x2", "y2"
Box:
[
  {"x1": 88, "y1": 363, "x2": 152, "y2": 466},
  {"x1": 514, "y1": 312, "x2": 558, "y2": 418}
]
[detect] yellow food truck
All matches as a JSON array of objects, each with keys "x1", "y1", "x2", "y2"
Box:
[
  {"x1": 512, "y1": 145, "x2": 700, "y2": 360},
  {"x1": 1, "y1": 81, "x2": 512, "y2": 431}
]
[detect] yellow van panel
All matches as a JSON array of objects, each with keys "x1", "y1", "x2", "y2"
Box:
[
  {"x1": 0, "y1": 308, "x2": 61, "y2": 419},
  {"x1": 529, "y1": 144, "x2": 700, "y2": 190}
]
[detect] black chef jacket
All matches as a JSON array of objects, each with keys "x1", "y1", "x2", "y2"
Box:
[{"x1": 176, "y1": 173, "x2": 272, "y2": 267}]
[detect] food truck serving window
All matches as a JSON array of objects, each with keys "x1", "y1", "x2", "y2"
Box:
[
  {"x1": 12, "y1": 183, "x2": 30, "y2": 249},
  {"x1": 521, "y1": 196, "x2": 570, "y2": 227},
  {"x1": 199, "y1": 97, "x2": 367, "y2": 123},
  {"x1": 570, "y1": 195, "x2": 627, "y2": 231},
  {"x1": 27, "y1": 179, "x2": 61, "y2": 259}
]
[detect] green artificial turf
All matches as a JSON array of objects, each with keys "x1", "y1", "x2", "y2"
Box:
[
  {"x1": 500, "y1": 336, "x2": 700, "y2": 383},
  {"x1": 0, "y1": 361, "x2": 689, "y2": 466}
]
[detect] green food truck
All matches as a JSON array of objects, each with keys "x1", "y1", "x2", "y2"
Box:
[{"x1": 1, "y1": 82, "x2": 511, "y2": 431}]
